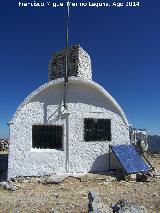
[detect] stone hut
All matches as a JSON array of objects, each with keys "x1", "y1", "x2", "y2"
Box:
[{"x1": 8, "y1": 45, "x2": 129, "y2": 179}]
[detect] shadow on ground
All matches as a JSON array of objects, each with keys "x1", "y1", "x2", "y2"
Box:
[{"x1": 89, "y1": 153, "x2": 124, "y2": 180}]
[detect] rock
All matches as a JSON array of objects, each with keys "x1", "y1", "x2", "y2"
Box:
[
  {"x1": 5, "y1": 184, "x2": 17, "y2": 191},
  {"x1": 0, "y1": 181, "x2": 17, "y2": 191},
  {"x1": 42, "y1": 175, "x2": 68, "y2": 184},
  {"x1": 152, "y1": 192, "x2": 159, "y2": 197},
  {"x1": 42, "y1": 174, "x2": 83, "y2": 185},
  {"x1": 88, "y1": 191, "x2": 102, "y2": 203},
  {"x1": 112, "y1": 199, "x2": 147, "y2": 213},
  {"x1": 125, "y1": 174, "x2": 136, "y2": 182},
  {"x1": 53, "y1": 193, "x2": 60, "y2": 198},
  {"x1": 153, "y1": 170, "x2": 160, "y2": 178},
  {"x1": 136, "y1": 173, "x2": 153, "y2": 182},
  {"x1": 88, "y1": 191, "x2": 112, "y2": 213},
  {"x1": 49, "y1": 208, "x2": 56, "y2": 213},
  {"x1": 0, "y1": 181, "x2": 7, "y2": 188},
  {"x1": 10, "y1": 178, "x2": 17, "y2": 182}
]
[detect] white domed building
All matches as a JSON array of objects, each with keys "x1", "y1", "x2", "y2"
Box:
[{"x1": 8, "y1": 45, "x2": 130, "y2": 179}]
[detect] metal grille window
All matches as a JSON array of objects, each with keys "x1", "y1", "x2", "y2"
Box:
[
  {"x1": 32, "y1": 125, "x2": 63, "y2": 149},
  {"x1": 84, "y1": 118, "x2": 111, "y2": 142}
]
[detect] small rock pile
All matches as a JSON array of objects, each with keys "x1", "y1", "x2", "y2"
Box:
[{"x1": 0, "y1": 139, "x2": 9, "y2": 152}]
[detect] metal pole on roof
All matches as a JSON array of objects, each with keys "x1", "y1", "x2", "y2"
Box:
[
  {"x1": 64, "y1": 1, "x2": 70, "y2": 173},
  {"x1": 66, "y1": 1, "x2": 69, "y2": 49},
  {"x1": 63, "y1": 1, "x2": 70, "y2": 109}
]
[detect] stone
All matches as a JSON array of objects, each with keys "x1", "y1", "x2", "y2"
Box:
[
  {"x1": 43, "y1": 174, "x2": 69, "y2": 184},
  {"x1": 88, "y1": 191, "x2": 102, "y2": 203},
  {"x1": 125, "y1": 174, "x2": 136, "y2": 182},
  {"x1": 5, "y1": 184, "x2": 17, "y2": 191},
  {"x1": 49, "y1": 208, "x2": 56, "y2": 213},
  {"x1": 152, "y1": 192, "x2": 159, "y2": 197},
  {"x1": 0, "y1": 181, "x2": 7, "y2": 187},
  {"x1": 112, "y1": 199, "x2": 147, "y2": 213},
  {"x1": 42, "y1": 174, "x2": 83, "y2": 185},
  {"x1": 88, "y1": 191, "x2": 112, "y2": 213},
  {"x1": 10, "y1": 178, "x2": 16, "y2": 182},
  {"x1": 136, "y1": 173, "x2": 153, "y2": 182},
  {"x1": 153, "y1": 169, "x2": 160, "y2": 178},
  {"x1": 53, "y1": 193, "x2": 60, "y2": 198},
  {"x1": 0, "y1": 181, "x2": 17, "y2": 191}
]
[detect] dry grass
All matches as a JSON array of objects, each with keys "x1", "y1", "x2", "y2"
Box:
[{"x1": 0, "y1": 155, "x2": 160, "y2": 213}]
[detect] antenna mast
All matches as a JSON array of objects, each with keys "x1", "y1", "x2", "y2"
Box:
[{"x1": 63, "y1": 1, "x2": 70, "y2": 109}]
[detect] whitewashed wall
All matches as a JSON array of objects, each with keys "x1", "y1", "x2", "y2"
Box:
[{"x1": 8, "y1": 78, "x2": 129, "y2": 179}]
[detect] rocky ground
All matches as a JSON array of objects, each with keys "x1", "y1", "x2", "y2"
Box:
[{"x1": 0, "y1": 154, "x2": 160, "y2": 213}]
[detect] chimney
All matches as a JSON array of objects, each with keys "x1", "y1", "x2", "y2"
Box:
[{"x1": 48, "y1": 45, "x2": 92, "y2": 81}]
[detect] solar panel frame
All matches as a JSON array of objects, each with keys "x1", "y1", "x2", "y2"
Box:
[{"x1": 110, "y1": 145, "x2": 151, "y2": 174}]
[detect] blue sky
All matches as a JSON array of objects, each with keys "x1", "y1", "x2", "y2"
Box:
[{"x1": 0, "y1": 0, "x2": 160, "y2": 138}]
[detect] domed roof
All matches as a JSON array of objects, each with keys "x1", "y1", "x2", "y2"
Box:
[{"x1": 10, "y1": 77, "x2": 128, "y2": 126}]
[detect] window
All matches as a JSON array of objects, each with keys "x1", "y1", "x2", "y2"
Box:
[
  {"x1": 32, "y1": 125, "x2": 63, "y2": 149},
  {"x1": 84, "y1": 118, "x2": 111, "y2": 142}
]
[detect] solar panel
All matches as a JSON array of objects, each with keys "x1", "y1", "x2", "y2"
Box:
[{"x1": 110, "y1": 145, "x2": 151, "y2": 174}]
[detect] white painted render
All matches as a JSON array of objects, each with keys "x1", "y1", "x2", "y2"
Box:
[{"x1": 8, "y1": 77, "x2": 129, "y2": 179}]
